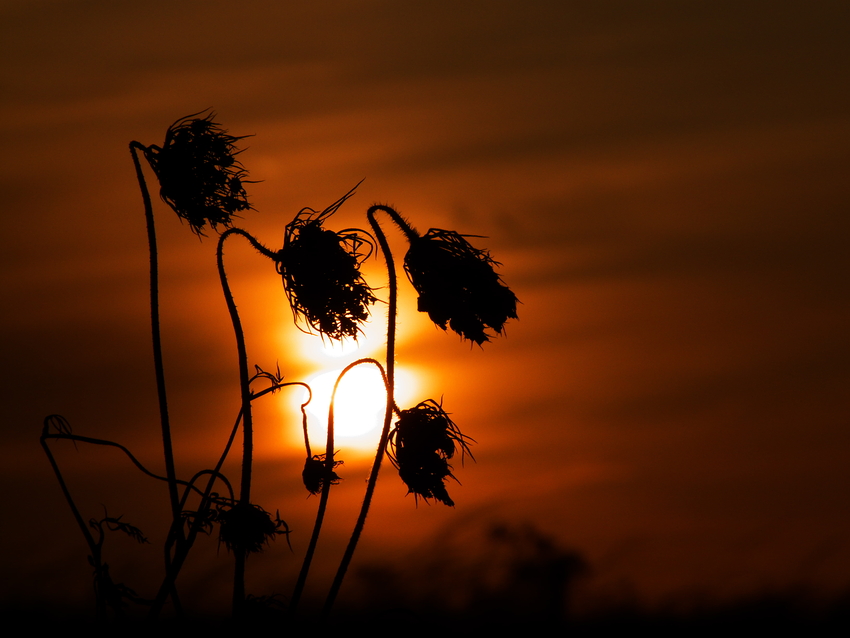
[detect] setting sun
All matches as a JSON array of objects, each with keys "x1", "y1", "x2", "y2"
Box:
[
  {"x1": 302, "y1": 364, "x2": 419, "y2": 453},
  {"x1": 278, "y1": 305, "x2": 428, "y2": 454}
]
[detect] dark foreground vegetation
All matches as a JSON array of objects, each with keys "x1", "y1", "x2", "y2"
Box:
[{"x1": 7, "y1": 591, "x2": 850, "y2": 637}]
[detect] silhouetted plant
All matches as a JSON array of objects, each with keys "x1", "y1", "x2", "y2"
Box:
[
  {"x1": 88, "y1": 513, "x2": 153, "y2": 613},
  {"x1": 323, "y1": 204, "x2": 515, "y2": 615},
  {"x1": 46, "y1": 113, "x2": 517, "y2": 626},
  {"x1": 271, "y1": 190, "x2": 514, "y2": 618},
  {"x1": 214, "y1": 226, "x2": 301, "y2": 612},
  {"x1": 290, "y1": 358, "x2": 387, "y2": 612},
  {"x1": 209, "y1": 186, "x2": 378, "y2": 613},
  {"x1": 41, "y1": 415, "x2": 168, "y2": 617},
  {"x1": 128, "y1": 112, "x2": 255, "y2": 584},
  {"x1": 149, "y1": 367, "x2": 300, "y2": 618}
]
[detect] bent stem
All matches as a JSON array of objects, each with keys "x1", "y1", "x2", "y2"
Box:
[
  {"x1": 290, "y1": 358, "x2": 388, "y2": 613},
  {"x1": 216, "y1": 227, "x2": 278, "y2": 615},
  {"x1": 323, "y1": 205, "x2": 412, "y2": 615},
  {"x1": 129, "y1": 141, "x2": 182, "y2": 537}
]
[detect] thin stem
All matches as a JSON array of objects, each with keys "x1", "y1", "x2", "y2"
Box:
[
  {"x1": 42, "y1": 432, "x2": 197, "y2": 491},
  {"x1": 40, "y1": 417, "x2": 104, "y2": 615},
  {"x1": 130, "y1": 141, "x2": 181, "y2": 535},
  {"x1": 131, "y1": 141, "x2": 185, "y2": 615},
  {"x1": 41, "y1": 415, "x2": 199, "y2": 618},
  {"x1": 40, "y1": 436, "x2": 95, "y2": 550},
  {"x1": 216, "y1": 227, "x2": 278, "y2": 616},
  {"x1": 301, "y1": 386, "x2": 314, "y2": 459},
  {"x1": 149, "y1": 379, "x2": 300, "y2": 618},
  {"x1": 323, "y1": 205, "x2": 404, "y2": 615},
  {"x1": 44, "y1": 422, "x2": 228, "y2": 617},
  {"x1": 290, "y1": 358, "x2": 388, "y2": 613}
]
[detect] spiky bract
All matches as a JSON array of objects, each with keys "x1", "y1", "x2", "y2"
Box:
[
  {"x1": 404, "y1": 228, "x2": 517, "y2": 344},
  {"x1": 145, "y1": 111, "x2": 252, "y2": 235}
]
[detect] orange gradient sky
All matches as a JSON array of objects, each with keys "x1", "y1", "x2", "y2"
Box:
[{"x1": 2, "y1": 0, "x2": 849, "y2": 617}]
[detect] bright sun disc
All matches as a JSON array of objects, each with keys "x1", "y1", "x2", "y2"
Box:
[{"x1": 304, "y1": 364, "x2": 418, "y2": 452}]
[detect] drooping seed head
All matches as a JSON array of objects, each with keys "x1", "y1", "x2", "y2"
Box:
[
  {"x1": 277, "y1": 187, "x2": 377, "y2": 340},
  {"x1": 302, "y1": 453, "x2": 343, "y2": 495},
  {"x1": 145, "y1": 111, "x2": 253, "y2": 235},
  {"x1": 216, "y1": 501, "x2": 281, "y2": 554},
  {"x1": 388, "y1": 399, "x2": 474, "y2": 507},
  {"x1": 404, "y1": 228, "x2": 518, "y2": 344}
]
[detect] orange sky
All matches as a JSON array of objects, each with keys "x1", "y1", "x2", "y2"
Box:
[{"x1": 2, "y1": 0, "x2": 849, "y2": 619}]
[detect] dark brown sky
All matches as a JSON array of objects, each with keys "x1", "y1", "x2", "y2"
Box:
[{"x1": 2, "y1": 0, "x2": 849, "y2": 617}]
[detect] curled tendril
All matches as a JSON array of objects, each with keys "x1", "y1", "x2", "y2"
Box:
[
  {"x1": 90, "y1": 512, "x2": 149, "y2": 546},
  {"x1": 251, "y1": 363, "x2": 284, "y2": 393}
]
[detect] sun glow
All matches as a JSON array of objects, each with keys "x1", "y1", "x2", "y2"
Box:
[
  {"x1": 303, "y1": 364, "x2": 419, "y2": 453},
  {"x1": 277, "y1": 306, "x2": 430, "y2": 455}
]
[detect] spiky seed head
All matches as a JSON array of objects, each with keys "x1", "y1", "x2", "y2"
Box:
[
  {"x1": 217, "y1": 502, "x2": 278, "y2": 554},
  {"x1": 302, "y1": 454, "x2": 343, "y2": 495},
  {"x1": 404, "y1": 229, "x2": 518, "y2": 344},
  {"x1": 278, "y1": 188, "x2": 376, "y2": 340},
  {"x1": 388, "y1": 399, "x2": 474, "y2": 507},
  {"x1": 145, "y1": 111, "x2": 253, "y2": 235}
]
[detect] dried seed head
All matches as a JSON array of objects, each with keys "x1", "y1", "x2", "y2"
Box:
[
  {"x1": 404, "y1": 229, "x2": 518, "y2": 345},
  {"x1": 145, "y1": 111, "x2": 252, "y2": 235},
  {"x1": 277, "y1": 188, "x2": 377, "y2": 340},
  {"x1": 388, "y1": 399, "x2": 474, "y2": 507},
  {"x1": 302, "y1": 454, "x2": 343, "y2": 495},
  {"x1": 216, "y1": 502, "x2": 283, "y2": 554}
]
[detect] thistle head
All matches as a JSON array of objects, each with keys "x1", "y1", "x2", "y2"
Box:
[
  {"x1": 144, "y1": 111, "x2": 252, "y2": 235},
  {"x1": 404, "y1": 228, "x2": 518, "y2": 344},
  {"x1": 302, "y1": 453, "x2": 343, "y2": 495},
  {"x1": 277, "y1": 187, "x2": 377, "y2": 340},
  {"x1": 388, "y1": 399, "x2": 474, "y2": 507},
  {"x1": 216, "y1": 501, "x2": 286, "y2": 554}
]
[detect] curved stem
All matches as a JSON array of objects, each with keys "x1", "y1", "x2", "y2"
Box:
[
  {"x1": 42, "y1": 431, "x2": 200, "y2": 492},
  {"x1": 216, "y1": 227, "x2": 278, "y2": 616},
  {"x1": 293, "y1": 382, "x2": 314, "y2": 459},
  {"x1": 217, "y1": 228, "x2": 280, "y2": 505},
  {"x1": 373, "y1": 203, "x2": 420, "y2": 243},
  {"x1": 290, "y1": 358, "x2": 388, "y2": 613},
  {"x1": 323, "y1": 205, "x2": 405, "y2": 615},
  {"x1": 130, "y1": 142, "x2": 181, "y2": 534}
]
